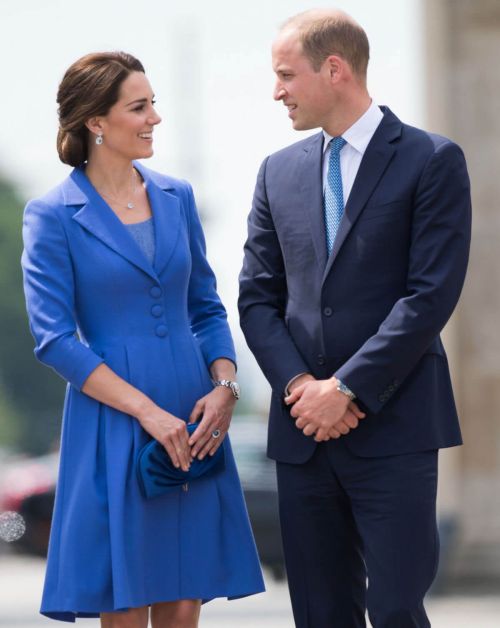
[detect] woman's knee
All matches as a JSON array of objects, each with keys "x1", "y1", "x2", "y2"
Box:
[
  {"x1": 151, "y1": 599, "x2": 201, "y2": 628},
  {"x1": 100, "y1": 605, "x2": 149, "y2": 628}
]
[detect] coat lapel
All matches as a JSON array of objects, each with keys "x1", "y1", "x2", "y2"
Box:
[
  {"x1": 67, "y1": 164, "x2": 181, "y2": 280},
  {"x1": 68, "y1": 167, "x2": 156, "y2": 279},
  {"x1": 135, "y1": 163, "x2": 182, "y2": 277},
  {"x1": 322, "y1": 107, "x2": 402, "y2": 283},
  {"x1": 300, "y1": 133, "x2": 328, "y2": 270}
]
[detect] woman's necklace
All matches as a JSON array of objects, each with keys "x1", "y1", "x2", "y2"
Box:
[{"x1": 98, "y1": 169, "x2": 140, "y2": 210}]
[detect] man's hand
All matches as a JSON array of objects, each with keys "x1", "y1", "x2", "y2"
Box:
[
  {"x1": 285, "y1": 377, "x2": 366, "y2": 442},
  {"x1": 287, "y1": 372, "x2": 316, "y2": 394}
]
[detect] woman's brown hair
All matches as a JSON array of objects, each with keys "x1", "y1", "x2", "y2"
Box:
[{"x1": 56, "y1": 52, "x2": 145, "y2": 167}]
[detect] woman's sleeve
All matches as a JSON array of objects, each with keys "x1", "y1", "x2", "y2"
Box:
[
  {"x1": 21, "y1": 199, "x2": 104, "y2": 390},
  {"x1": 184, "y1": 184, "x2": 236, "y2": 368}
]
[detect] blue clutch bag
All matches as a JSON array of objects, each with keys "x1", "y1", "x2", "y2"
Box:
[{"x1": 136, "y1": 422, "x2": 225, "y2": 499}]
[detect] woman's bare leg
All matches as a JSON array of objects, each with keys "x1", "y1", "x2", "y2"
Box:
[
  {"x1": 151, "y1": 599, "x2": 201, "y2": 628},
  {"x1": 100, "y1": 606, "x2": 149, "y2": 628}
]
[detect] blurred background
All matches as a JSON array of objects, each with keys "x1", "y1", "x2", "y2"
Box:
[{"x1": 1, "y1": 0, "x2": 499, "y2": 625}]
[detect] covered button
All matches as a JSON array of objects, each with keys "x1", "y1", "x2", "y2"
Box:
[
  {"x1": 155, "y1": 324, "x2": 168, "y2": 338},
  {"x1": 151, "y1": 304, "x2": 164, "y2": 318}
]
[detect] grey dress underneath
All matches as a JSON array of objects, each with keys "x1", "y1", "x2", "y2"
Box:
[{"x1": 125, "y1": 217, "x2": 155, "y2": 265}]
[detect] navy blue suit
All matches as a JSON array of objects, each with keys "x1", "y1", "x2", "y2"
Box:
[{"x1": 239, "y1": 108, "x2": 471, "y2": 627}]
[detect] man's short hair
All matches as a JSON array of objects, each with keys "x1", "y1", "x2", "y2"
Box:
[{"x1": 282, "y1": 11, "x2": 370, "y2": 78}]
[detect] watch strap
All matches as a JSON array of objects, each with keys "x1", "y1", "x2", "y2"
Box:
[
  {"x1": 213, "y1": 379, "x2": 240, "y2": 399},
  {"x1": 336, "y1": 378, "x2": 356, "y2": 400}
]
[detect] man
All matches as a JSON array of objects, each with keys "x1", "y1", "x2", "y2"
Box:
[{"x1": 238, "y1": 8, "x2": 471, "y2": 628}]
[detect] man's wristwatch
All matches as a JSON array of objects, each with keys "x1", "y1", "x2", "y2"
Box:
[
  {"x1": 213, "y1": 379, "x2": 240, "y2": 400},
  {"x1": 336, "y1": 378, "x2": 356, "y2": 401}
]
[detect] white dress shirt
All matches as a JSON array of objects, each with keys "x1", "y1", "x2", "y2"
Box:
[
  {"x1": 323, "y1": 100, "x2": 383, "y2": 203},
  {"x1": 285, "y1": 101, "x2": 383, "y2": 397}
]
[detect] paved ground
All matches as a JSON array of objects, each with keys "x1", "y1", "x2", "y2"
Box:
[{"x1": 1, "y1": 554, "x2": 499, "y2": 627}]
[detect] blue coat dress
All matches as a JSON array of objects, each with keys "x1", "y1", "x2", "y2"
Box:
[{"x1": 21, "y1": 162, "x2": 265, "y2": 622}]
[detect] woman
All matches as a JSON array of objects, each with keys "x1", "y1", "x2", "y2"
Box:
[{"x1": 21, "y1": 52, "x2": 264, "y2": 627}]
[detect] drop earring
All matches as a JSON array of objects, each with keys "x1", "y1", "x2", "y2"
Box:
[{"x1": 95, "y1": 133, "x2": 103, "y2": 145}]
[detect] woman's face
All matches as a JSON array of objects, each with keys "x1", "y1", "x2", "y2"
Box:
[{"x1": 94, "y1": 71, "x2": 162, "y2": 161}]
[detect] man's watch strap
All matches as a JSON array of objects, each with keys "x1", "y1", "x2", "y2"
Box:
[{"x1": 336, "y1": 378, "x2": 356, "y2": 401}]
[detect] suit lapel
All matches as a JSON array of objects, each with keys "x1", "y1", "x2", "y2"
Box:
[
  {"x1": 322, "y1": 107, "x2": 401, "y2": 283},
  {"x1": 300, "y1": 133, "x2": 328, "y2": 270}
]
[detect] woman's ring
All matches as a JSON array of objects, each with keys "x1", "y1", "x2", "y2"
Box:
[{"x1": 211, "y1": 429, "x2": 221, "y2": 439}]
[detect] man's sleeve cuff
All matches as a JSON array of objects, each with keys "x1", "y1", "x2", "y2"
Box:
[{"x1": 284, "y1": 372, "x2": 310, "y2": 397}]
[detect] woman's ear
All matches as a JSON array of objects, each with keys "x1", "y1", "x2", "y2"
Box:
[{"x1": 85, "y1": 116, "x2": 104, "y2": 136}]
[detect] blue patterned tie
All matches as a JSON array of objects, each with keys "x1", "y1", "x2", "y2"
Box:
[{"x1": 324, "y1": 136, "x2": 346, "y2": 255}]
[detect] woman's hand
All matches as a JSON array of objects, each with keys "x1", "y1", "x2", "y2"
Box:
[
  {"x1": 138, "y1": 408, "x2": 191, "y2": 472},
  {"x1": 188, "y1": 386, "x2": 236, "y2": 459},
  {"x1": 79, "y1": 363, "x2": 192, "y2": 470}
]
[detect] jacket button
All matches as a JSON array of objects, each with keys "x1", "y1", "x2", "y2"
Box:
[
  {"x1": 378, "y1": 394, "x2": 386, "y2": 403},
  {"x1": 151, "y1": 304, "x2": 164, "y2": 318},
  {"x1": 155, "y1": 324, "x2": 168, "y2": 338},
  {"x1": 150, "y1": 286, "x2": 162, "y2": 298},
  {"x1": 317, "y1": 354, "x2": 326, "y2": 365},
  {"x1": 323, "y1": 307, "x2": 333, "y2": 317},
  {"x1": 388, "y1": 384, "x2": 395, "y2": 393}
]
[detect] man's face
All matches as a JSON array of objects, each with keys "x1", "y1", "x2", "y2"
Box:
[{"x1": 272, "y1": 31, "x2": 333, "y2": 131}]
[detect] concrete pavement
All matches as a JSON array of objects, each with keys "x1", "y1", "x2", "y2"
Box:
[{"x1": 1, "y1": 554, "x2": 499, "y2": 627}]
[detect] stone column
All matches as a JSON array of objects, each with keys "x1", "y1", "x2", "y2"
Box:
[{"x1": 425, "y1": 0, "x2": 500, "y2": 584}]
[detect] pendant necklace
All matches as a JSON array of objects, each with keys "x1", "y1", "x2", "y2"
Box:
[{"x1": 99, "y1": 169, "x2": 140, "y2": 210}]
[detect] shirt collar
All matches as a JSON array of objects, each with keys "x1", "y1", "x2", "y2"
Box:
[{"x1": 322, "y1": 100, "x2": 384, "y2": 155}]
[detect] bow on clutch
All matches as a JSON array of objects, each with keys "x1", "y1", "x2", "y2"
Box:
[{"x1": 136, "y1": 422, "x2": 226, "y2": 499}]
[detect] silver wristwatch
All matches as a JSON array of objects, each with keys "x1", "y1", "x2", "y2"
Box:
[
  {"x1": 336, "y1": 378, "x2": 356, "y2": 400},
  {"x1": 214, "y1": 379, "x2": 240, "y2": 400}
]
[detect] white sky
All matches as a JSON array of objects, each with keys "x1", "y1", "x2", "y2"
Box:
[{"x1": 0, "y1": 0, "x2": 423, "y2": 404}]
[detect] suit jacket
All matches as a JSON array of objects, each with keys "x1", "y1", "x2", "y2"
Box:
[{"x1": 239, "y1": 107, "x2": 471, "y2": 463}]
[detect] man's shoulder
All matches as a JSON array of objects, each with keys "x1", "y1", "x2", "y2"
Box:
[
  {"x1": 377, "y1": 107, "x2": 463, "y2": 159},
  {"x1": 399, "y1": 120, "x2": 462, "y2": 156},
  {"x1": 266, "y1": 132, "x2": 323, "y2": 164}
]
